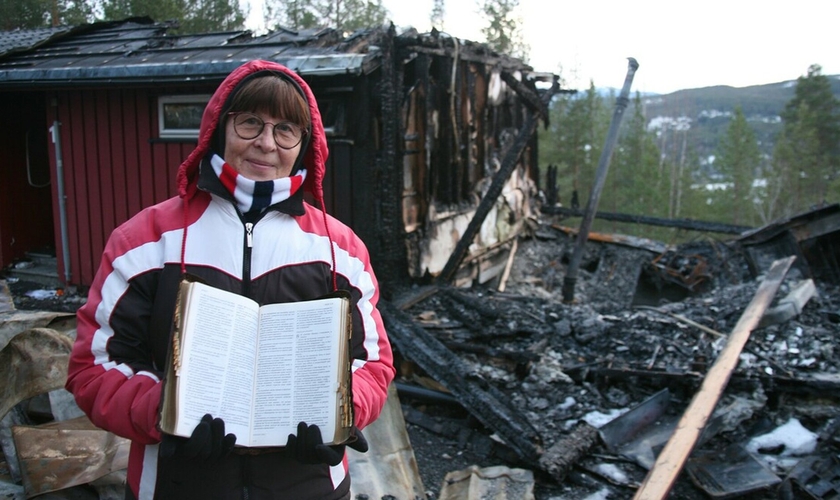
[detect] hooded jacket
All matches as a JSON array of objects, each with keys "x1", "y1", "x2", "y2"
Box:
[{"x1": 66, "y1": 60, "x2": 395, "y2": 500}]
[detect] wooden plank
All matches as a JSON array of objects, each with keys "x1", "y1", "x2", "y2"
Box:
[
  {"x1": 84, "y1": 90, "x2": 105, "y2": 288},
  {"x1": 379, "y1": 301, "x2": 543, "y2": 465},
  {"x1": 632, "y1": 256, "x2": 795, "y2": 500},
  {"x1": 137, "y1": 92, "x2": 156, "y2": 211},
  {"x1": 61, "y1": 90, "x2": 88, "y2": 286},
  {"x1": 122, "y1": 90, "x2": 143, "y2": 221},
  {"x1": 152, "y1": 142, "x2": 169, "y2": 206},
  {"x1": 109, "y1": 89, "x2": 129, "y2": 226},
  {"x1": 497, "y1": 238, "x2": 518, "y2": 292},
  {"x1": 97, "y1": 90, "x2": 116, "y2": 238}
]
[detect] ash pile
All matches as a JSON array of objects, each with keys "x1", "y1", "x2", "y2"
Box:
[{"x1": 387, "y1": 211, "x2": 840, "y2": 500}]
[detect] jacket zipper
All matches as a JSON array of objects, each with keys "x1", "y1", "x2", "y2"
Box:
[{"x1": 243, "y1": 222, "x2": 254, "y2": 296}]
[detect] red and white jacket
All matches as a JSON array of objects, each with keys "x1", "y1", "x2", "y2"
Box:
[{"x1": 66, "y1": 60, "x2": 395, "y2": 500}]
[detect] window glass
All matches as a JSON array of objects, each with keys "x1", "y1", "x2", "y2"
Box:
[{"x1": 158, "y1": 95, "x2": 209, "y2": 138}]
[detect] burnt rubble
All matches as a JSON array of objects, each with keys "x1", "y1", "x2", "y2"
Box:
[
  {"x1": 2, "y1": 210, "x2": 839, "y2": 499},
  {"x1": 388, "y1": 217, "x2": 840, "y2": 499}
]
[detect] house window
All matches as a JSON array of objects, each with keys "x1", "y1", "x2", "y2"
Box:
[{"x1": 158, "y1": 95, "x2": 209, "y2": 138}]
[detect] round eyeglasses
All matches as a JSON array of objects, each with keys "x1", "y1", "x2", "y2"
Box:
[{"x1": 228, "y1": 112, "x2": 306, "y2": 150}]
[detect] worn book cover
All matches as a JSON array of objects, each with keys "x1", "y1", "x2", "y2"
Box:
[{"x1": 159, "y1": 278, "x2": 354, "y2": 448}]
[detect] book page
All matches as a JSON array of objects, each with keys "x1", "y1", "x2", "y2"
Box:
[
  {"x1": 176, "y1": 283, "x2": 259, "y2": 440},
  {"x1": 249, "y1": 298, "x2": 343, "y2": 446}
]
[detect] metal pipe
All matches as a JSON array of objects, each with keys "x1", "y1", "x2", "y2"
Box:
[
  {"x1": 50, "y1": 121, "x2": 72, "y2": 284},
  {"x1": 562, "y1": 58, "x2": 639, "y2": 303}
]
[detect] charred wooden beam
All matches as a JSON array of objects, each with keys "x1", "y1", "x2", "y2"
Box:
[
  {"x1": 392, "y1": 285, "x2": 440, "y2": 311},
  {"x1": 437, "y1": 78, "x2": 560, "y2": 284},
  {"x1": 500, "y1": 71, "x2": 548, "y2": 121},
  {"x1": 538, "y1": 422, "x2": 601, "y2": 483},
  {"x1": 543, "y1": 206, "x2": 752, "y2": 235},
  {"x1": 376, "y1": 24, "x2": 411, "y2": 287},
  {"x1": 562, "y1": 58, "x2": 639, "y2": 304},
  {"x1": 442, "y1": 341, "x2": 539, "y2": 364},
  {"x1": 379, "y1": 300, "x2": 543, "y2": 465},
  {"x1": 440, "y1": 287, "x2": 500, "y2": 320},
  {"x1": 584, "y1": 365, "x2": 840, "y2": 398},
  {"x1": 395, "y1": 37, "x2": 527, "y2": 73}
]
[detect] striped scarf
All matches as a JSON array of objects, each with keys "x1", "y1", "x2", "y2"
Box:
[{"x1": 210, "y1": 154, "x2": 306, "y2": 215}]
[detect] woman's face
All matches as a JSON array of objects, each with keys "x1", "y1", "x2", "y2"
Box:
[{"x1": 223, "y1": 110, "x2": 303, "y2": 181}]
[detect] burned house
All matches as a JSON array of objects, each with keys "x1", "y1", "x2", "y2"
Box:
[
  {"x1": 0, "y1": 17, "x2": 558, "y2": 290},
  {"x1": 3, "y1": 17, "x2": 840, "y2": 500}
]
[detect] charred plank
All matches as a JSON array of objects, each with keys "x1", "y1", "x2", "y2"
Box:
[
  {"x1": 544, "y1": 206, "x2": 752, "y2": 235},
  {"x1": 440, "y1": 287, "x2": 501, "y2": 320},
  {"x1": 538, "y1": 422, "x2": 601, "y2": 483},
  {"x1": 380, "y1": 300, "x2": 543, "y2": 465},
  {"x1": 500, "y1": 71, "x2": 547, "y2": 121},
  {"x1": 442, "y1": 340, "x2": 540, "y2": 364}
]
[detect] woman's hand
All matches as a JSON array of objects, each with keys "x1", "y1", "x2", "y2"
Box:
[
  {"x1": 286, "y1": 421, "x2": 368, "y2": 466},
  {"x1": 160, "y1": 414, "x2": 237, "y2": 461}
]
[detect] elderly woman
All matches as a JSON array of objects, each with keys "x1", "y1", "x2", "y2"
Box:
[{"x1": 66, "y1": 60, "x2": 395, "y2": 500}]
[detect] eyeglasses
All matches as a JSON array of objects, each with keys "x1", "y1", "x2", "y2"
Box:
[{"x1": 228, "y1": 112, "x2": 306, "y2": 150}]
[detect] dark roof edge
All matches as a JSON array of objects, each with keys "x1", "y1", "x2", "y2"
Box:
[{"x1": 0, "y1": 53, "x2": 380, "y2": 88}]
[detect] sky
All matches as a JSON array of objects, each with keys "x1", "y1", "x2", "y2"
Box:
[{"x1": 246, "y1": 0, "x2": 839, "y2": 95}]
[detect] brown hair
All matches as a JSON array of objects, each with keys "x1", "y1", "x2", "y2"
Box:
[{"x1": 225, "y1": 74, "x2": 311, "y2": 130}]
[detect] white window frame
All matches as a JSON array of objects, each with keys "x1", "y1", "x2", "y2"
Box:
[{"x1": 158, "y1": 95, "x2": 210, "y2": 138}]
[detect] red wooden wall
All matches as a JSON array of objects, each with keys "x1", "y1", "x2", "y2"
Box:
[{"x1": 47, "y1": 88, "x2": 196, "y2": 287}]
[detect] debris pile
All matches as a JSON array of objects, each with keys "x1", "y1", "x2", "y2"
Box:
[
  {"x1": 1, "y1": 207, "x2": 839, "y2": 500},
  {"x1": 390, "y1": 217, "x2": 840, "y2": 499}
]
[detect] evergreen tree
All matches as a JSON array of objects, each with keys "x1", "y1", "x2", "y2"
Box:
[
  {"x1": 477, "y1": 0, "x2": 528, "y2": 60},
  {"x1": 715, "y1": 106, "x2": 760, "y2": 225},
  {"x1": 181, "y1": 0, "x2": 245, "y2": 32},
  {"x1": 101, "y1": 0, "x2": 244, "y2": 32},
  {"x1": 537, "y1": 82, "x2": 607, "y2": 210},
  {"x1": 0, "y1": 0, "x2": 49, "y2": 29},
  {"x1": 339, "y1": 0, "x2": 388, "y2": 31},
  {"x1": 614, "y1": 92, "x2": 665, "y2": 212},
  {"x1": 266, "y1": 0, "x2": 319, "y2": 30},
  {"x1": 102, "y1": 0, "x2": 188, "y2": 26},
  {"x1": 781, "y1": 64, "x2": 840, "y2": 186},
  {"x1": 764, "y1": 104, "x2": 824, "y2": 220},
  {"x1": 265, "y1": 0, "x2": 388, "y2": 32},
  {"x1": 430, "y1": 0, "x2": 444, "y2": 31},
  {"x1": 59, "y1": 0, "x2": 95, "y2": 25},
  {"x1": 0, "y1": 0, "x2": 94, "y2": 29},
  {"x1": 755, "y1": 64, "x2": 840, "y2": 222}
]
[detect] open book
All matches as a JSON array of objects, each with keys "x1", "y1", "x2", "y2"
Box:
[{"x1": 159, "y1": 279, "x2": 353, "y2": 448}]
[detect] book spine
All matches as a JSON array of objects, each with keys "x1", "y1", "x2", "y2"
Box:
[
  {"x1": 172, "y1": 281, "x2": 187, "y2": 375},
  {"x1": 340, "y1": 306, "x2": 353, "y2": 429}
]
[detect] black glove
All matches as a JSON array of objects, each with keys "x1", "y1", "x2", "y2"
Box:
[
  {"x1": 286, "y1": 421, "x2": 369, "y2": 466},
  {"x1": 160, "y1": 414, "x2": 237, "y2": 461}
]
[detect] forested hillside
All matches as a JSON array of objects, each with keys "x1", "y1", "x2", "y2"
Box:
[
  {"x1": 644, "y1": 76, "x2": 840, "y2": 173},
  {"x1": 538, "y1": 67, "x2": 840, "y2": 240}
]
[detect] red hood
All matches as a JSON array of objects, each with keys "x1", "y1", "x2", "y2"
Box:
[{"x1": 176, "y1": 60, "x2": 329, "y2": 205}]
